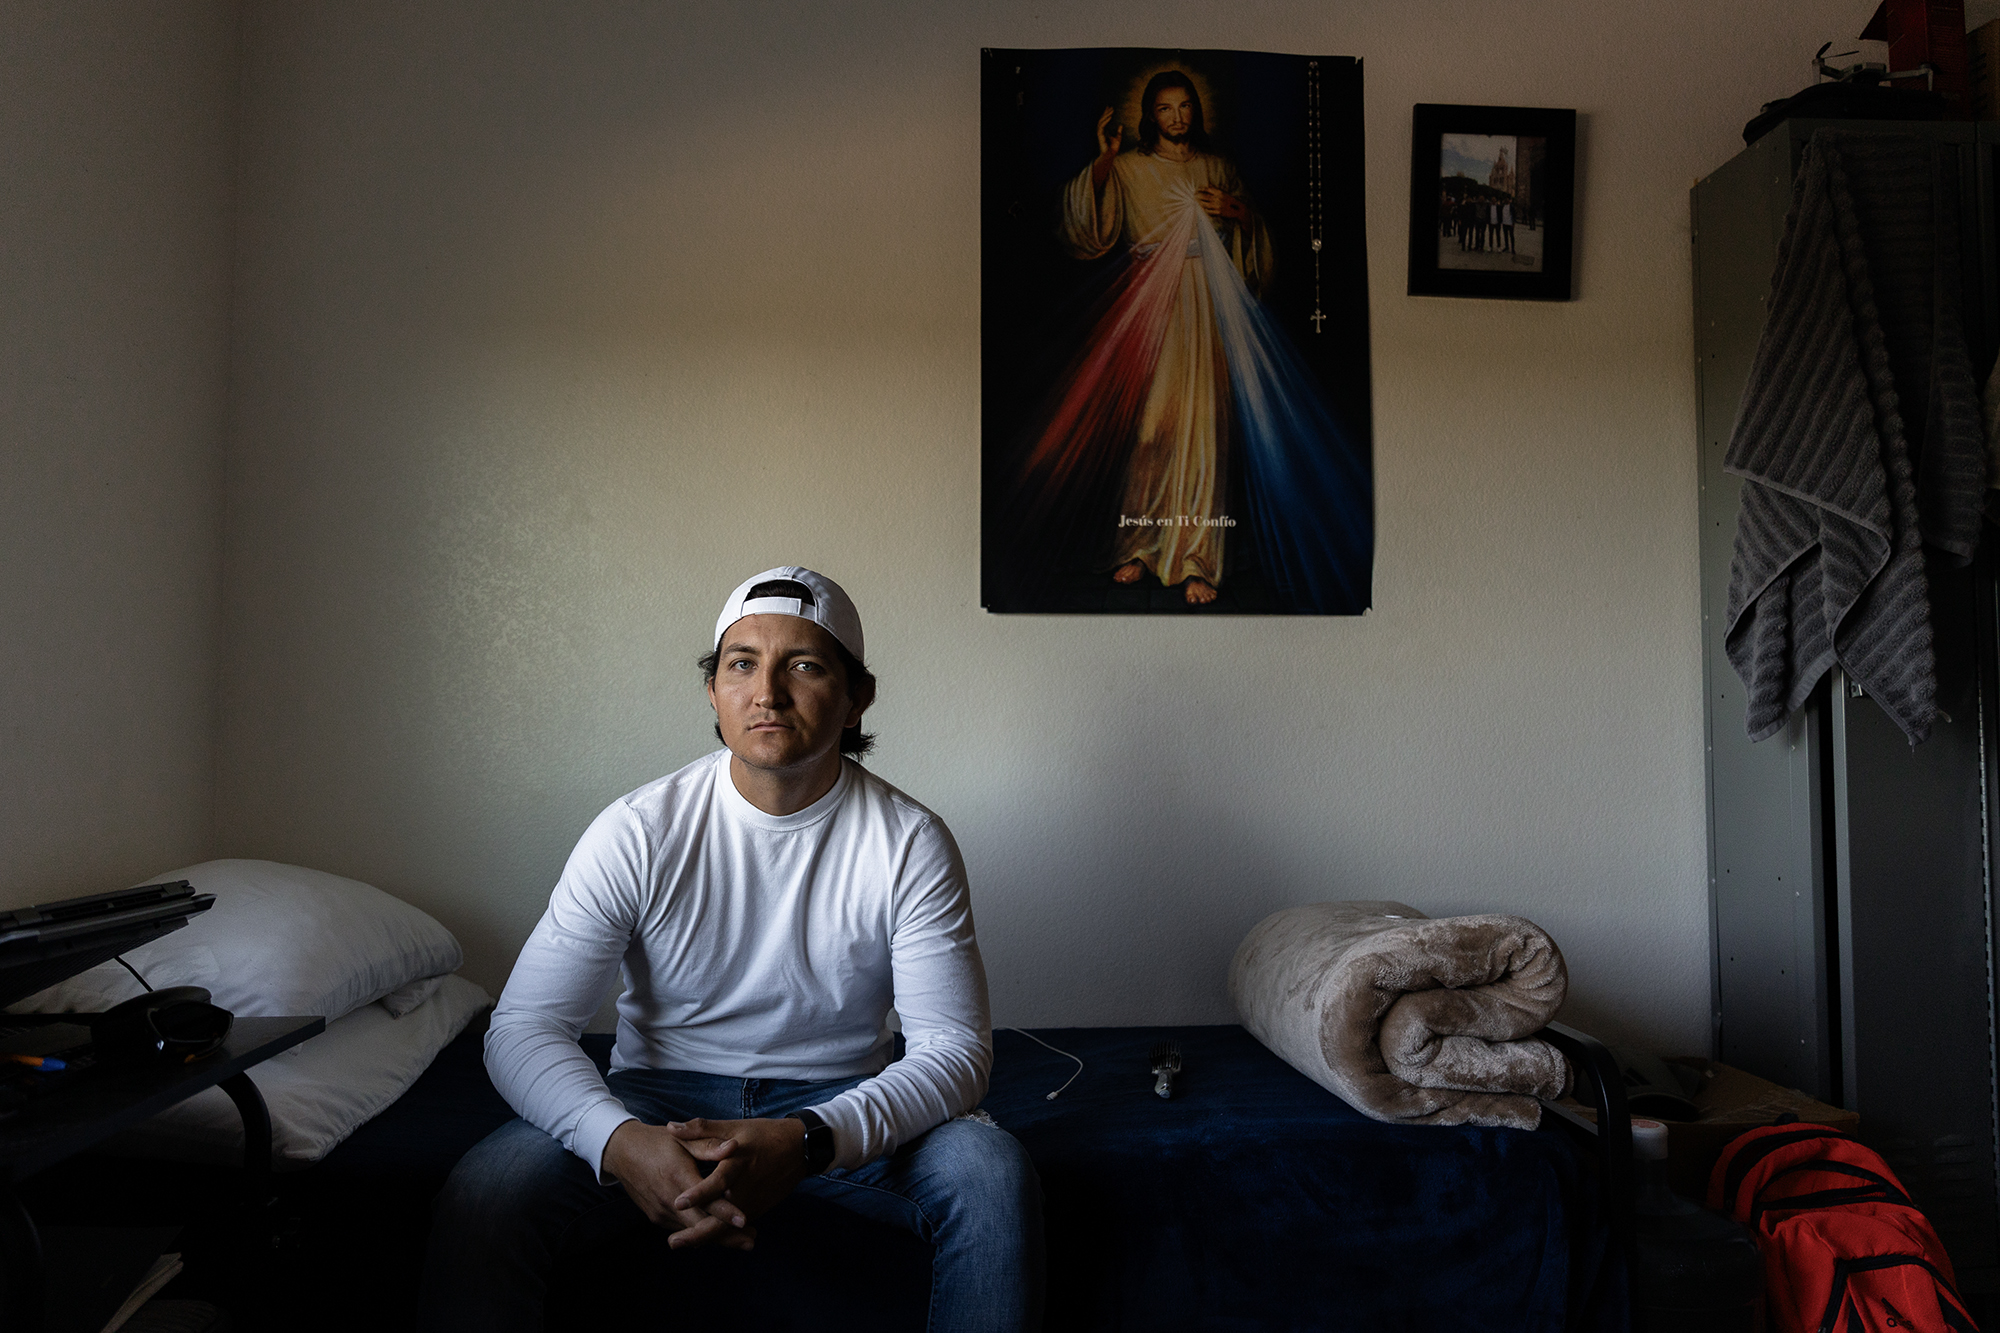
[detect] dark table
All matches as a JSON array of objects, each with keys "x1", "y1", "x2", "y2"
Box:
[{"x1": 0, "y1": 1015, "x2": 324, "y2": 1331}]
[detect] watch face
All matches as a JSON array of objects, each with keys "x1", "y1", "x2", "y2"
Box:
[{"x1": 804, "y1": 1124, "x2": 836, "y2": 1173}]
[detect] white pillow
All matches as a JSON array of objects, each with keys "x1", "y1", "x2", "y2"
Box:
[
  {"x1": 379, "y1": 975, "x2": 447, "y2": 1017},
  {"x1": 101, "y1": 973, "x2": 492, "y2": 1167},
  {"x1": 11, "y1": 859, "x2": 463, "y2": 1024}
]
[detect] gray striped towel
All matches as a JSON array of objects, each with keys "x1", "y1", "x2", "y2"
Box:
[{"x1": 1723, "y1": 130, "x2": 1986, "y2": 745}]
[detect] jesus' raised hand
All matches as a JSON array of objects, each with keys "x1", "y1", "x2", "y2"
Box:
[
  {"x1": 1092, "y1": 108, "x2": 1124, "y2": 189},
  {"x1": 1095, "y1": 107, "x2": 1125, "y2": 159}
]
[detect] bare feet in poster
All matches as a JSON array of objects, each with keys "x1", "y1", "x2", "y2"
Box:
[
  {"x1": 1184, "y1": 578, "x2": 1218, "y2": 605},
  {"x1": 1112, "y1": 561, "x2": 1145, "y2": 585}
]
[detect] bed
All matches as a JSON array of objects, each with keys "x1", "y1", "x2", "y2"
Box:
[
  {"x1": 12, "y1": 861, "x2": 1628, "y2": 1330},
  {"x1": 230, "y1": 1019, "x2": 1624, "y2": 1331}
]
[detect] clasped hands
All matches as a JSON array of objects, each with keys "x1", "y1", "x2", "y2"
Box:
[{"x1": 600, "y1": 1115, "x2": 809, "y2": 1251}]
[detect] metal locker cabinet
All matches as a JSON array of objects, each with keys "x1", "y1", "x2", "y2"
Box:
[{"x1": 1691, "y1": 117, "x2": 1999, "y2": 1303}]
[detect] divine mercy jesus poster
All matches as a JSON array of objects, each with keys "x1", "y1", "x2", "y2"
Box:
[{"x1": 981, "y1": 49, "x2": 1374, "y2": 616}]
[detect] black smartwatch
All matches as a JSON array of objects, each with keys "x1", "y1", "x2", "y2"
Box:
[{"x1": 786, "y1": 1108, "x2": 836, "y2": 1175}]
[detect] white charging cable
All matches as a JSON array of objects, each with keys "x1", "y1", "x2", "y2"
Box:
[{"x1": 1005, "y1": 1027, "x2": 1085, "y2": 1100}]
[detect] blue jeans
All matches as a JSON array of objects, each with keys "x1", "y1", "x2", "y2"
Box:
[{"x1": 419, "y1": 1067, "x2": 1044, "y2": 1332}]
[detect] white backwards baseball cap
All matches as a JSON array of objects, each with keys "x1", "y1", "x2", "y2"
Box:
[{"x1": 713, "y1": 566, "x2": 865, "y2": 662}]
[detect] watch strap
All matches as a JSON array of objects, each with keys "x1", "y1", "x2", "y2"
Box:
[{"x1": 785, "y1": 1109, "x2": 836, "y2": 1174}]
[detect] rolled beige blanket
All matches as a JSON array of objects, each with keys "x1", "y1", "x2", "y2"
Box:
[{"x1": 1229, "y1": 901, "x2": 1570, "y2": 1130}]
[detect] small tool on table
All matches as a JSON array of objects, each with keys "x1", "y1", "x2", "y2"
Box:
[{"x1": 1149, "y1": 1041, "x2": 1182, "y2": 1099}]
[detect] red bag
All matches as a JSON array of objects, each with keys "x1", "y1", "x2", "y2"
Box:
[{"x1": 1709, "y1": 1123, "x2": 1978, "y2": 1333}]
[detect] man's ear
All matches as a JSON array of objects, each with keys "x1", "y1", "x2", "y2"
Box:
[{"x1": 845, "y1": 676, "x2": 877, "y2": 729}]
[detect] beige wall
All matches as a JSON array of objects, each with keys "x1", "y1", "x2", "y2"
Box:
[
  {"x1": 0, "y1": 2, "x2": 239, "y2": 905},
  {"x1": 213, "y1": 0, "x2": 1894, "y2": 1047},
  {"x1": 2, "y1": 0, "x2": 1889, "y2": 1048}
]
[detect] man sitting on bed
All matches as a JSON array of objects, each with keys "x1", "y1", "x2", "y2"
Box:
[{"x1": 419, "y1": 566, "x2": 1043, "y2": 1332}]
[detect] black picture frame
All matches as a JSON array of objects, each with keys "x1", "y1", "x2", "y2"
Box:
[{"x1": 1407, "y1": 103, "x2": 1575, "y2": 300}]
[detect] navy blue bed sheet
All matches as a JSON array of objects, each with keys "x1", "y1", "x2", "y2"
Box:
[
  {"x1": 294, "y1": 1022, "x2": 1622, "y2": 1332},
  {"x1": 983, "y1": 1026, "x2": 1619, "y2": 1333}
]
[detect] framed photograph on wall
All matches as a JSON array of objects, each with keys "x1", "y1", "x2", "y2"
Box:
[{"x1": 1406, "y1": 103, "x2": 1575, "y2": 300}]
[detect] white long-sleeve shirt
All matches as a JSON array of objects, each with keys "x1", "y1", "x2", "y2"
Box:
[{"x1": 485, "y1": 750, "x2": 992, "y2": 1178}]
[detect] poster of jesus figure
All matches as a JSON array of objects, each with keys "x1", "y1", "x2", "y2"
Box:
[{"x1": 981, "y1": 48, "x2": 1373, "y2": 616}]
